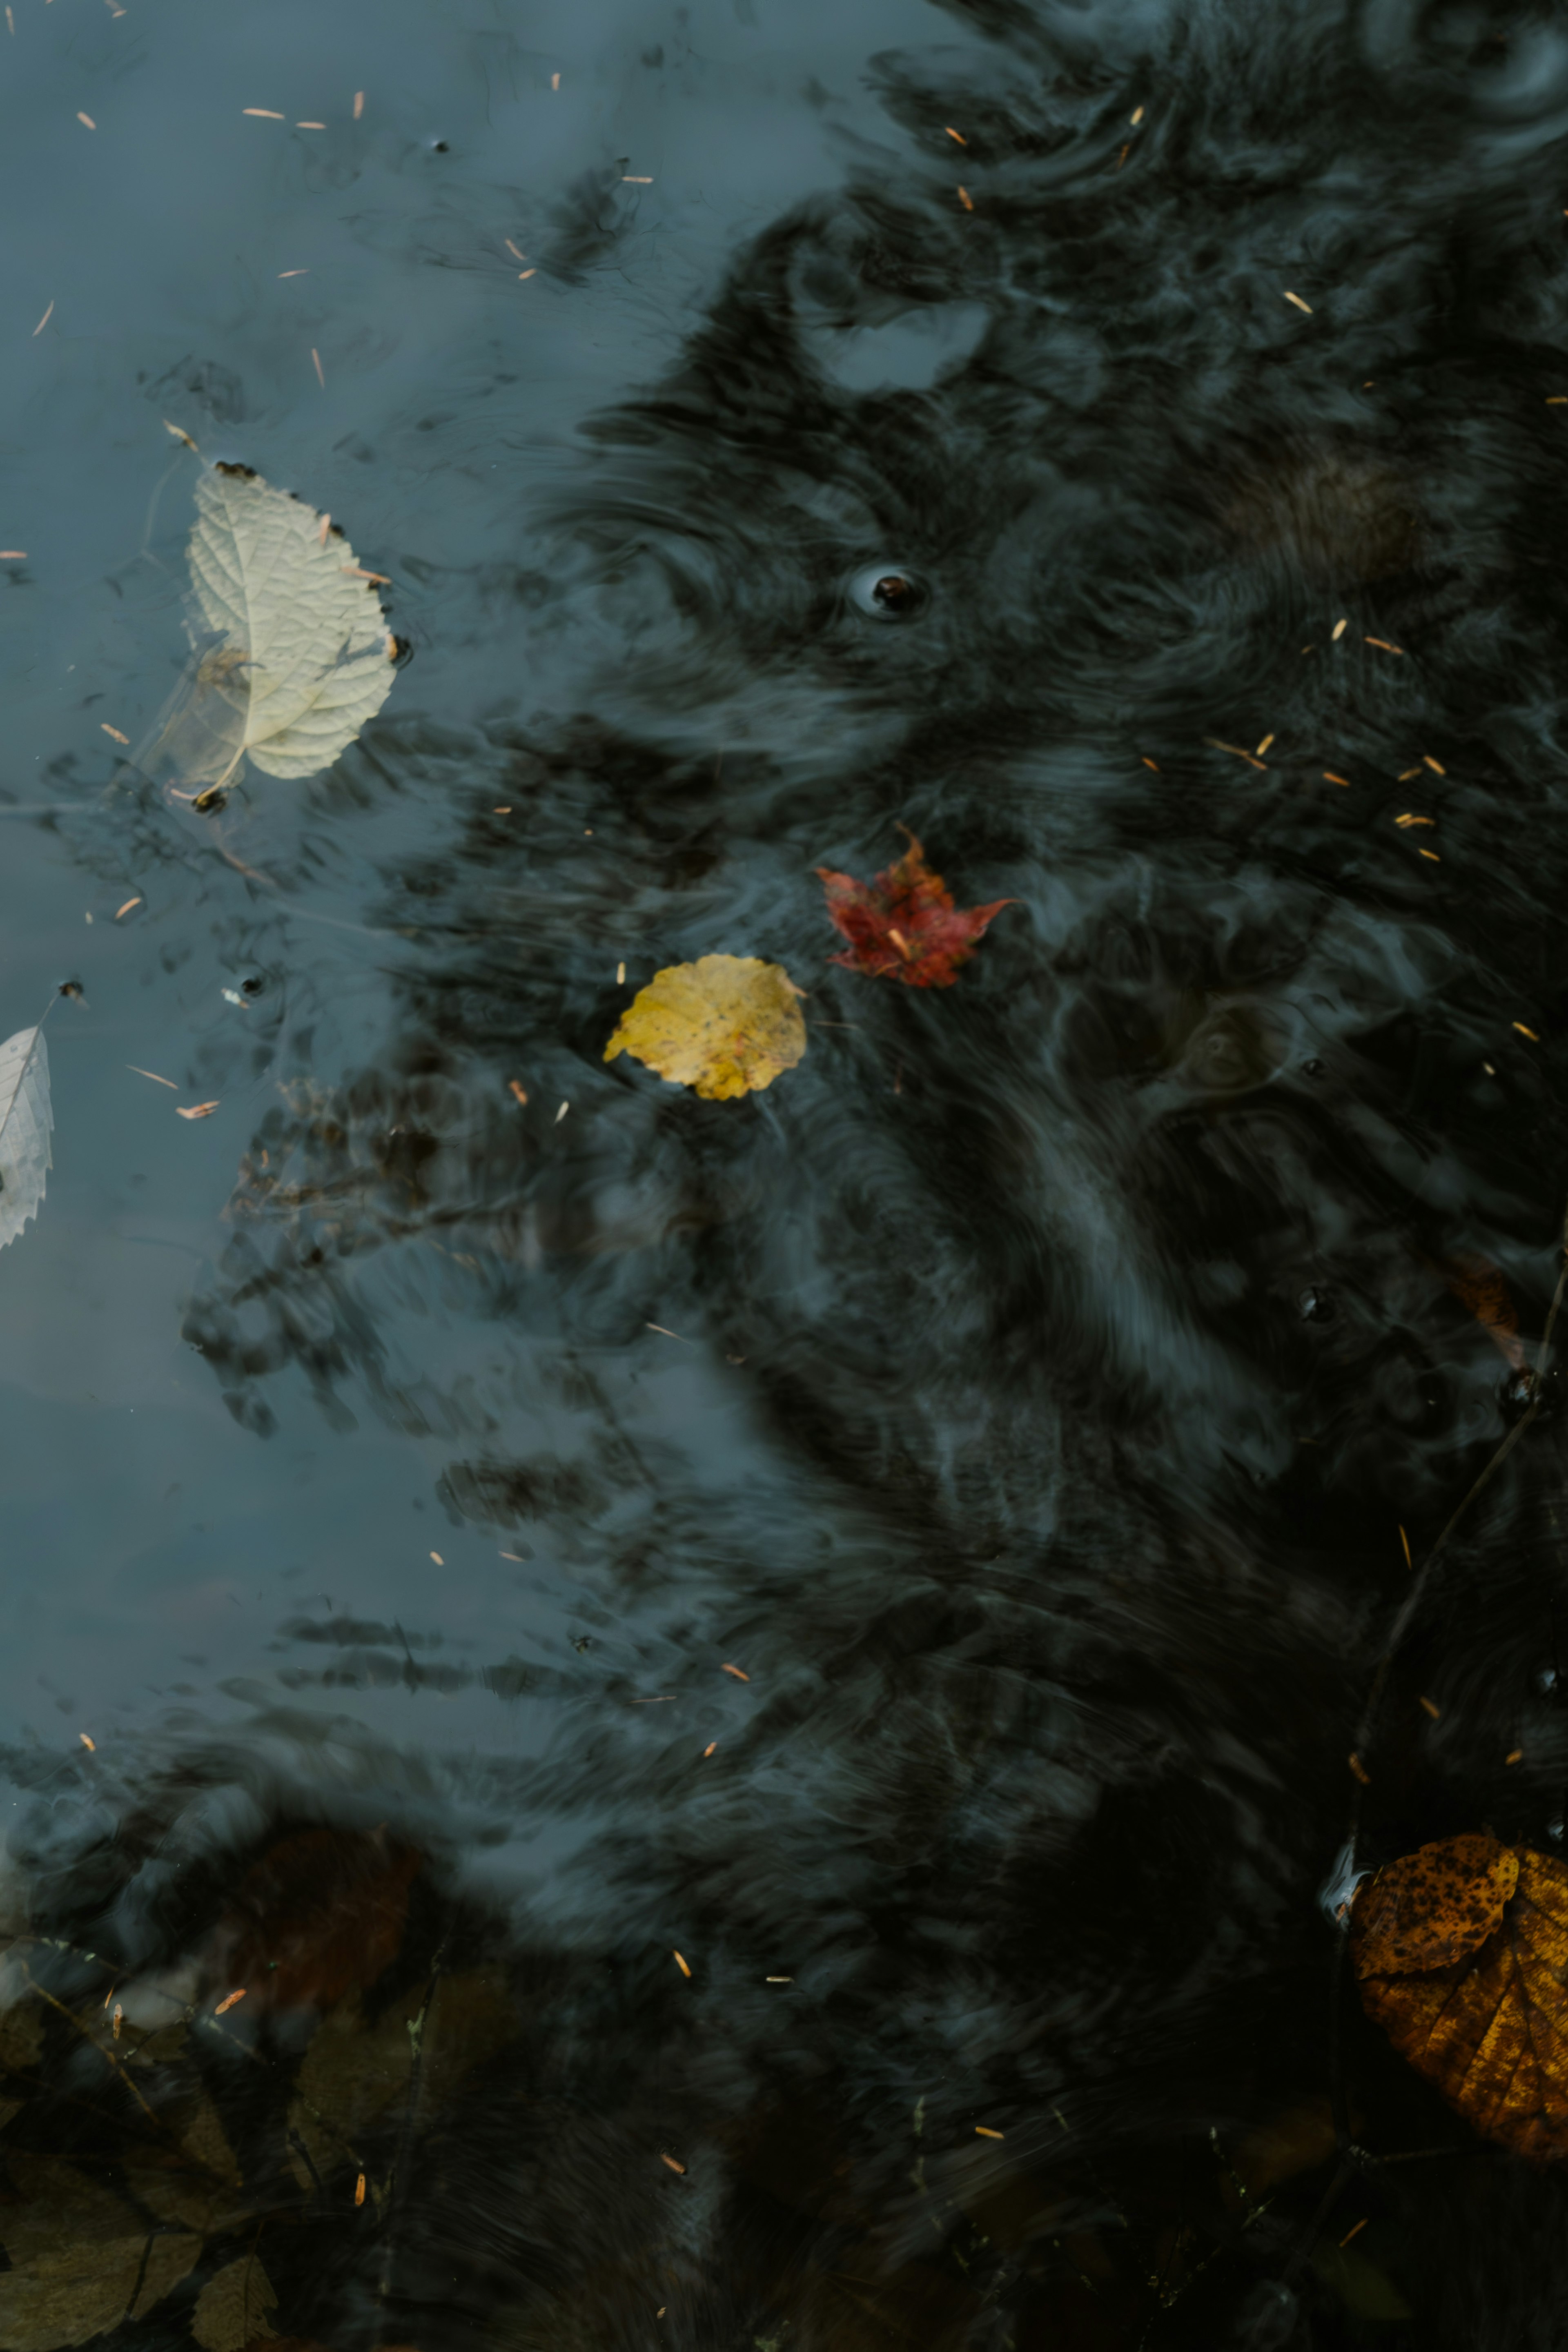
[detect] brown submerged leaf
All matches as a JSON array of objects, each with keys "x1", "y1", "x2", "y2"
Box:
[
  {"x1": 221, "y1": 1828, "x2": 422, "y2": 2011},
  {"x1": 1441, "y1": 1254, "x2": 1528, "y2": 1370},
  {"x1": 1352, "y1": 1832, "x2": 1568, "y2": 2158}
]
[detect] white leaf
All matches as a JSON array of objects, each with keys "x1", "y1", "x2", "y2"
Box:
[
  {"x1": 0, "y1": 1028, "x2": 51, "y2": 1251},
  {"x1": 146, "y1": 464, "x2": 397, "y2": 794}
]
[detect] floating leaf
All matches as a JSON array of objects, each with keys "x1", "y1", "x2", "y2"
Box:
[
  {"x1": 0, "y1": 2157, "x2": 200, "y2": 2349},
  {"x1": 817, "y1": 831, "x2": 1011, "y2": 987},
  {"x1": 1352, "y1": 1832, "x2": 1568, "y2": 2158},
  {"x1": 190, "y1": 2251, "x2": 278, "y2": 2352},
  {"x1": 143, "y1": 463, "x2": 396, "y2": 800},
  {"x1": 0, "y1": 1028, "x2": 51, "y2": 1251},
  {"x1": 1352, "y1": 1830, "x2": 1517, "y2": 1973},
  {"x1": 604, "y1": 956, "x2": 806, "y2": 1100}
]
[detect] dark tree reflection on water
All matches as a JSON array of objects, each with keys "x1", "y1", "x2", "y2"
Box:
[{"x1": 10, "y1": 0, "x2": 1568, "y2": 2342}]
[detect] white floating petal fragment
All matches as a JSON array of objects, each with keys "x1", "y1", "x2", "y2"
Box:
[{"x1": 0, "y1": 1027, "x2": 52, "y2": 1251}]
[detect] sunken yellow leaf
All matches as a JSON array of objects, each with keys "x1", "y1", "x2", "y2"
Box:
[
  {"x1": 141, "y1": 462, "x2": 396, "y2": 799},
  {"x1": 0, "y1": 2158, "x2": 200, "y2": 2348},
  {"x1": 189, "y1": 2252, "x2": 277, "y2": 2352},
  {"x1": 604, "y1": 956, "x2": 806, "y2": 1100}
]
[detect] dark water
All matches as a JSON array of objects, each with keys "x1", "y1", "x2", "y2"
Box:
[{"x1": 3, "y1": 0, "x2": 1568, "y2": 2343}]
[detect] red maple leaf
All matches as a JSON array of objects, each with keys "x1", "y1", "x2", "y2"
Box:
[{"x1": 816, "y1": 830, "x2": 1011, "y2": 987}]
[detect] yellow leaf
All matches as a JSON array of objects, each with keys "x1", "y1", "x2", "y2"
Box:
[
  {"x1": 1352, "y1": 1832, "x2": 1568, "y2": 2158},
  {"x1": 604, "y1": 956, "x2": 806, "y2": 1100}
]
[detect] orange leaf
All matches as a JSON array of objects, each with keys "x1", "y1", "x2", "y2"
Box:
[
  {"x1": 1352, "y1": 1831, "x2": 1517, "y2": 1974},
  {"x1": 1352, "y1": 1833, "x2": 1568, "y2": 2159},
  {"x1": 816, "y1": 831, "x2": 1011, "y2": 988}
]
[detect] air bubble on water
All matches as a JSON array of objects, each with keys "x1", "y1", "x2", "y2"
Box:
[
  {"x1": 1318, "y1": 1840, "x2": 1368, "y2": 1928},
  {"x1": 1234, "y1": 2280, "x2": 1298, "y2": 2350},
  {"x1": 847, "y1": 562, "x2": 929, "y2": 620}
]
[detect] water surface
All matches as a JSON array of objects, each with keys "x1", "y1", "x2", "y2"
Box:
[{"x1": 2, "y1": 0, "x2": 1567, "y2": 2342}]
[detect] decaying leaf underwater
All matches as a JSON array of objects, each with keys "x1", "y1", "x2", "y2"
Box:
[{"x1": 0, "y1": 1827, "x2": 519, "y2": 2350}]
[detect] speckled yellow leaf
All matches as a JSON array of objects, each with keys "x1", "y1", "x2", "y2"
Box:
[
  {"x1": 1352, "y1": 1833, "x2": 1568, "y2": 2160},
  {"x1": 604, "y1": 956, "x2": 806, "y2": 1100}
]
